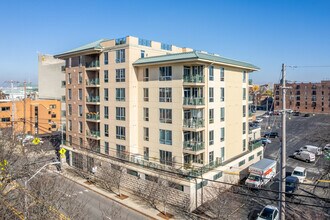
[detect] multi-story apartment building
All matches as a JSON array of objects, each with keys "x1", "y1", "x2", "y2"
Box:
[
  {"x1": 0, "y1": 99, "x2": 61, "y2": 135},
  {"x1": 274, "y1": 81, "x2": 330, "y2": 114},
  {"x1": 55, "y1": 36, "x2": 262, "y2": 209}
]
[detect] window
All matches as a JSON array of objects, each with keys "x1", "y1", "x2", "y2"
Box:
[
  {"x1": 239, "y1": 160, "x2": 246, "y2": 167},
  {"x1": 139, "y1": 38, "x2": 151, "y2": 47},
  {"x1": 243, "y1": 122, "x2": 246, "y2": 134},
  {"x1": 104, "y1": 52, "x2": 108, "y2": 65},
  {"x1": 61, "y1": 81, "x2": 66, "y2": 88},
  {"x1": 104, "y1": 70, "x2": 109, "y2": 83},
  {"x1": 249, "y1": 155, "x2": 255, "y2": 161},
  {"x1": 115, "y1": 37, "x2": 126, "y2": 45},
  {"x1": 141, "y1": 50, "x2": 145, "y2": 58},
  {"x1": 143, "y1": 68, "x2": 149, "y2": 81},
  {"x1": 209, "y1": 87, "x2": 214, "y2": 102},
  {"x1": 143, "y1": 88, "x2": 149, "y2": 101},
  {"x1": 78, "y1": 72, "x2": 82, "y2": 84},
  {"x1": 68, "y1": 120, "x2": 72, "y2": 131},
  {"x1": 104, "y1": 124, "x2": 109, "y2": 137},
  {"x1": 145, "y1": 174, "x2": 158, "y2": 182},
  {"x1": 79, "y1": 137, "x2": 83, "y2": 146},
  {"x1": 127, "y1": 169, "x2": 138, "y2": 177},
  {"x1": 160, "y1": 150, "x2": 172, "y2": 165},
  {"x1": 209, "y1": 66, "x2": 214, "y2": 81},
  {"x1": 243, "y1": 105, "x2": 246, "y2": 117},
  {"x1": 144, "y1": 147, "x2": 149, "y2": 160},
  {"x1": 116, "y1": 107, "x2": 125, "y2": 120},
  {"x1": 68, "y1": 89, "x2": 72, "y2": 100},
  {"x1": 68, "y1": 104, "x2": 72, "y2": 115},
  {"x1": 209, "y1": 130, "x2": 214, "y2": 145},
  {"x1": 220, "y1": 68, "x2": 224, "y2": 81},
  {"x1": 0, "y1": 107, "x2": 10, "y2": 111},
  {"x1": 221, "y1": 147, "x2": 225, "y2": 161},
  {"x1": 209, "y1": 109, "x2": 214, "y2": 123},
  {"x1": 220, "y1": 127, "x2": 225, "y2": 142},
  {"x1": 159, "y1": 88, "x2": 172, "y2": 102},
  {"x1": 78, "y1": 105, "x2": 82, "y2": 117},
  {"x1": 243, "y1": 139, "x2": 246, "y2": 151},
  {"x1": 105, "y1": 142, "x2": 109, "y2": 154},
  {"x1": 257, "y1": 151, "x2": 262, "y2": 156},
  {"x1": 68, "y1": 135, "x2": 72, "y2": 146},
  {"x1": 243, "y1": 88, "x2": 246, "y2": 100},
  {"x1": 159, "y1": 66, "x2": 172, "y2": 81},
  {"x1": 220, "y1": 107, "x2": 225, "y2": 122},
  {"x1": 116, "y1": 126, "x2": 126, "y2": 140},
  {"x1": 115, "y1": 49, "x2": 125, "y2": 63},
  {"x1": 161, "y1": 43, "x2": 172, "y2": 51},
  {"x1": 68, "y1": 73, "x2": 72, "y2": 84},
  {"x1": 220, "y1": 87, "x2": 225, "y2": 101},
  {"x1": 243, "y1": 71, "x2": 246, "y2": 83},
  {"x1": 79, "y1": 121, "x2": 83, "y2": 133},
  {"x1": 51, "y1": 113, "x2": 56, "y2": 118},
  {"x1": 104, "y1": 88, "x2": 109, "y2": 101},
  {"x1": 159, "y1": 129, "x2": 172, "y2": 145},
  {"x1": 116, "y1": 144, "x2": 126, "y2": 159},
  {"x1": 143, "y1": 108, "x2": 149, "y2": 121},
  {"x1": 1, "y1": 117, "x2": 10, "y2": 122},
  {"x1": 116, "y1": 88, "x2": 125, "y2": 101},
  {"x1": 209, "y1": 151, "x2": 214, "y2": 163},
  {"x1": 78, "y1": 89, "x2": 82, "y2": 100},
  {"x1": 169, "y1": 182, "x2": 184, "y2": 191},
  {"x1": 116, "y1": 69, "x2": 125, "y2": 82},
  {"x1": 49, "y1": 104, "x2": 56, "y2": 109},
  {"x1": 213, "y1": 171, "x2": 223, "y2": 180},
  {"x1": 144, "y1": 127, "x2": 149, "y2": 141},
  {"x1": 159, "y1": 109, "x2": 172, "y2": 123},
  {"x1": 104, "y1": 106, "x2": 109, "y2": 119}
]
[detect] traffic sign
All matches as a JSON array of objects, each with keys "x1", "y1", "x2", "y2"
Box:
[
  {"x1": 32, "y1": 138, "x2": 40, "y2": 145},
  {"x1": 59, "y1": 148, "x2": 66, "y2": 155}
]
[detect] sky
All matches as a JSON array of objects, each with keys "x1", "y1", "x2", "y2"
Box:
[{"x1": 0, "y1": 0, "x2": 329, "y2": 86}]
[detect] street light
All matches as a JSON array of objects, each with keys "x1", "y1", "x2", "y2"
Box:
[{"x1": 24, "y1": 161, "x2": 61, "y2": 220}]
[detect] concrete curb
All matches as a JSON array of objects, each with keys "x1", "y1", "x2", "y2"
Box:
[{"x1": 56, "y1": 170, "x2": 159, "y2": 220}]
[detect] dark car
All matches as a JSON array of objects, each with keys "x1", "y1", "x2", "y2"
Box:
[
  {"x1": 286, "y1": 176, "x2": 299, "y2": 195},
  {"x1": 293, "y1": 112, "x2": 300, "y2": 116},
  {"x1": 263, "y1": 132, "x2": 279, "y2": 138},
  {"x1": 303, "y1": 113, "x2": 311, "y2": 117}
]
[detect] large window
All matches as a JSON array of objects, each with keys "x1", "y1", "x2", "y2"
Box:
[
  {"x1": 104, "y1": 88, "x2": 109, "y2": 101},
  {"x1": 78, "y1": 105, "x2": 82, "y2": 117},
  {"x1": 243, "y1": 88, "x2": 246, "y2": 100},
  {"x1": 115, "y1": 49, "x2": 125, "y2": 63},
  {"x1": 78, "y1": 89, "x2": 82, "y2": 100},
  {"x1": 220, "y1": 107, "x2": 225, "y2": 122},
  {"x1": 159, "y1": 66, "x2": 172, "y2": 81},
  {"x1": 116, "y1": 88, "x2": 125, "y2": 101},
  {"x1": 159, "y1": 109, "x2": 172, "y2": 123},
  {"x1": 143, "y1": 68, "x2": 149, "y2": 81},
  {"x1": 143, "y1": 88, "x2": 149, "y2": 101},
  {"x1": 220, "y1": 87, "x2": 225, "y2": 102},
  {"x1": 79, "y1": 121, "x2": 83, "y2": 133},
  {"x1": 161, "y1": 43, "x2": 172, "y2": 51},
  {"x1": 78, "y1": 72, "x2": 82, "y2": 84},
  {"x1": 243, "y1": 122, "x2": 246, "y2": 134},
  {"x1": 209, "y1": 130, "x2": 214, "y2": 145},
  {"x1": 159, "y1": 88, "x2": 172, "y2": 102},
  {"x1": 209, "y1": 109, "x2": 214, "y2": 123},
  {"x1": 141, "y1": 50, "x2": 145, "y2": 58},
  {"x1": 209, "y1": 66, "x2": 214, "y2": 81},
  {"x1": 68, "y1": 104, "x2": 72, "y2": 115},
  {"x1": 116, "y1": 126, "x2": 126, "y2": 140},
  {"x1": 104, "y1": 70, "x2": 109, "y2": 83},
  {"x1": 116, "y1": 144, "x2": 126, "y2": 159},
  {"x1": 144, "y1": 127, "x2": 149, "y2": 141},
  {"x1": 104, "y1": 52, "x2": 108, "y2": 65},
  {"x1": 143, "y1": 108, "x2": 149, "y2": 121},
  {"x1": 139, "y1": 38, "x2": 151, "y2": 47},
  {"x1": 116, "y1": 69, "x2": 125, "y2": 82},
  {"x1": 209, "y1": 88, "x2": 214, "y2": 102},
  {"x1": 68, "y1": 73, "x2": 72, "y2": 84},
  {"x1": 160, "y1": 150, "x2": 172, "y2": 165},
  {"x1": 220, "y1": 68, "x2": 224, "y2": 81},
  {"x1": 116, "y1": 107, "x2": 125, "y2": 120},
  {"x1": 104, "y1": 106, "x2": 109, "y2": 119},
  {"x1": 68, "y1": 89, "x2": 72, "y2": 100},
  {"x1": 209, "y1": 151, "x2": 214, "y2": 163},
  {"x1": 115, "y1": 37, "x2": 126, "y2": 45},
  {"x1": 68, "y1": 120, "x2": 72, "y2": 131},
  {"x1": 105, "y1": 142, "x2": 109, "y2": 154},
  {"x1": 243, "y1": 105, "x2": 246, "y2": 117},
  {"x1": 220, "y1": 127, "x2": 225, "y2": 142},
  {"x1": 104, "y1": 124, "x2": 109, "y2": 137},
  {"x1": 159, "y1": 129, "x2": 172, "y2": 145}
]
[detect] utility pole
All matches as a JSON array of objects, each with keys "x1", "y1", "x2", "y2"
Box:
[{"x1": 279, "y1": 63, "x2": 287, "y2": 220}]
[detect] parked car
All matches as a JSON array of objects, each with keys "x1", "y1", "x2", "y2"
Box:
[
  {"x1": 303, "y1": 113, "x2": 311, "y2": 117},
  {"x1": 291, "y1": 167, "x2": 307, "y2": 183},
  {"x1": 260, "y1": 138, "x2": 272, "y2": 145},
  {"x1": 299, "y1": 145, "x2": 322, "y2": 155},
  {"x1": 286, "y1": 109, "x2": 293, "y2": 114},
  {"x1": 257, "y1": 205, "x2": 279, "y2": 220},
  {"x1": 263, "y1": 132, "x2": 279, "y2": 138},
  {"x1": 255, "y1": 118, "x2": 263, "y2": 123},
  {"x1": 285, "y1": 176, "x2": 299, "y2": 194},
  {"x1": 263, "y1": 114, "x2": 270, "y2": 118},
  {"x1": 323, "y1": 144, "x2": 330, "y2": 151},
  {"x1": 293, "y1": 111, "x2": 300, "y2": 116},
  {"x1": 293, "y1": 150, "x2": 315, "y2": 163}
]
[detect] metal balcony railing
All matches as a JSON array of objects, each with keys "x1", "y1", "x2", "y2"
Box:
[
  {"x1": 183, "y1": 141, "x2": 205, "y2": 151},
  {"x1": 86, "y1": 96, "x2": 100, "y2": 103},
  {"x1": 85, "y1": 60, "x2": 100, "y2": 68},
  {"x1": 183, "y1": 75, "x2": 204, "y2": 83},
  {"x1": 86, "y1": 113, "x2": 100, "y2": 120},
  {"x1": 86, "y1": 130, "x2": 100, "y2": 138},
  {"x1": 86, "y1": 78, "x2": 100, "y2": 86},
  {"x1": 183, "y1": 97, "x2": 205, "y2": 106},
  {"x1": 183, "y1": 118, "x2": 204, "y2": 128}
]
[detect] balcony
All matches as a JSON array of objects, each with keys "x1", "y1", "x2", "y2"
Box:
[
  {"x1": 85, "y1": 60, "x2": 100, "y2": 69},
  {"x1": 183, "y1": 141, "x2": 205, "y2": 154},
  {"x1": 86, "y1": 130, "x2": 100, "y2": 139},
  {"x1": 183, "y1": 75, "x2": 204, "y2": 84},
  {"x1": 249, "y1": 140, "x2": 263, "y2": 151},
  {"x1": 86, "y1": 78, "x2": 100, "y2": 87},
  {"x1": 86, "y1": 96, "x2": 100, "y2": 104},
  {"x1": 183, "y1": 118, "x2": 205, "y2": 129},
  {"x1": 183, "y1": 97, "x2": 205, "y2": 106},
  {"x1": 86, "y1": 112, "x2": 100, "y2": 121}
]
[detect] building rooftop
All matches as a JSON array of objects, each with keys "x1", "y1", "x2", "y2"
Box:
[
  {"x1": 55, "y1": 39, "x2": 107, "y2": 58},
  {"x1": 134, "y1": 51, "x2": 259, "y2": 70}
]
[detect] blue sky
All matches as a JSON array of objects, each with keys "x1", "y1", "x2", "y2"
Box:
[{"x1": 0, "y1": 0, "x2": 329, "y2": 85}]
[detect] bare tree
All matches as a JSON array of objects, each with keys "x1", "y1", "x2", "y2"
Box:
[{"x1": 96, "y1": 163, "x2": 124, "y2": 197}]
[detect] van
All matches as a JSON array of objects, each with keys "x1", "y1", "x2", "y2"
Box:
[
  {"x1": 293, "y1": 151, "x2": 315, "y2": 163},
  {"x1": 300, "y1": 145, "x2": 322, "y2": 156},
  {"x1": 285, "y1": 176, "x2": 299, "y2": 194}
]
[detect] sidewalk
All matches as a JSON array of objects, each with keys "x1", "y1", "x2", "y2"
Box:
[{"x1": 56, "y1": 166, "x2": 189, "y2": 220}]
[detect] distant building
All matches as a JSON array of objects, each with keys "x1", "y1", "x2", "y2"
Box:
[
  {"x1": 274, "y1": 80, "x2": 330, "y2": 114},
  {"x1": 0, "y1": 98, "x2": 61, "y2": 135}
]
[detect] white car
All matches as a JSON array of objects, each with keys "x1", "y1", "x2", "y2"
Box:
[
  {"x1": 291, "y1": 167, "x2": 307, "y2": 183},
  {"x1": 257, "y1": 205, "x2": 279, "y2": 220},
  {"x1": 293, "y1": 150, "x2": 315, "y2": 163},
  {"x1": 256, "y1": 118, "x2": 263, "y2": 123},
  {"x1": 263, "y1": 114, "x2": 270, "y2": 118},
  {"x1": 323, "y1": 144, "x2": 330, "y2": 151}
]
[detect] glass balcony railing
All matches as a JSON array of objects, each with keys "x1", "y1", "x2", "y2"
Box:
[
  {"x1": 86, "y1": 78, "x2": 100, "y2": 86},
  {"x1": 183, "y1": 75, "x2": 204, "y2": 83},
  {"x1": 85, "y1": 60, "x2": 100, "y2": 68},
  {"x1": 86, "y1": 96, "x2": 100, "y2": 103},
  {"x1": 249, "y1": 140, "x2": 263, "y2": 151},
  {"x1": 86, "y1": 113, "x2": 100, "y2": 120},
  {"x1": 183, "y1": 97, "x2": 205, "y2": 106},
  {"x1": 183, "y1": 141, "x2": 205, "y2": 151},
  {"x1": 183, "y1": 118, "x2": 204, "y2": 128},
  {"x1": 86, "y1": 130, "x2": 100, "y2": 138}
]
